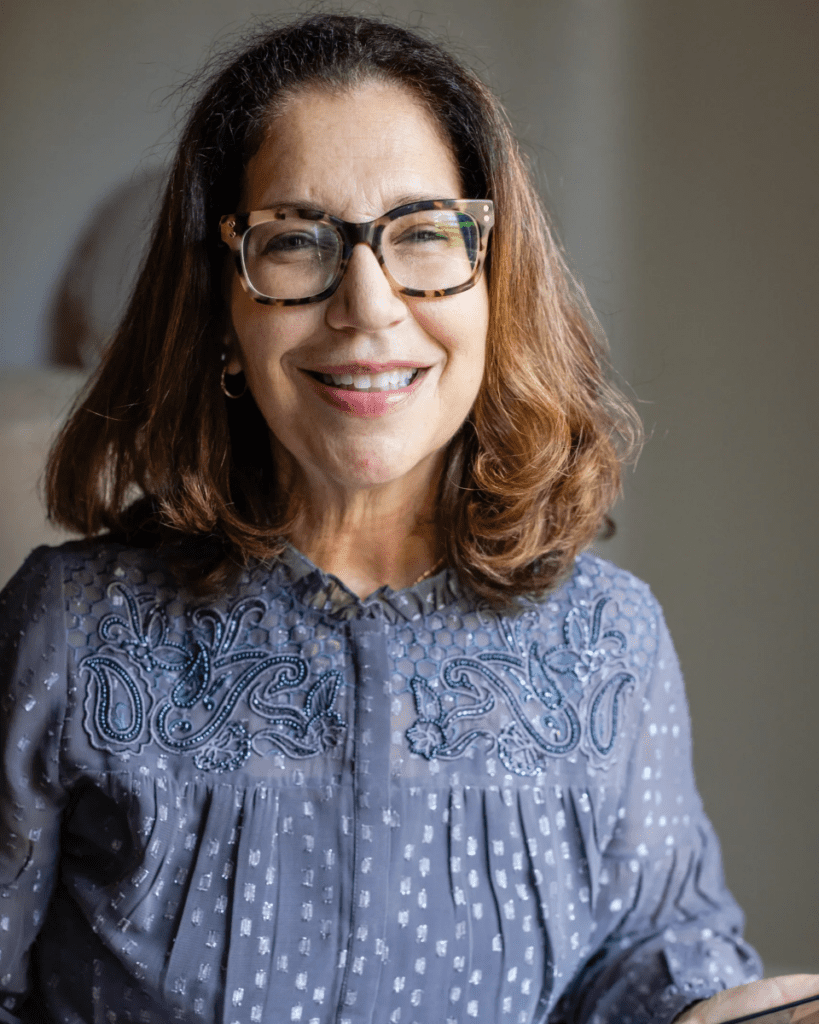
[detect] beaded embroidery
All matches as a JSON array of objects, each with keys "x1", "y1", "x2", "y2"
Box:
[
  {"x1": 81, "y1": 582, "x2": 347, "y2": 770},
  {"x1": 405, "y1": 596, "x2": 635, "y2": 775},
  {"x1": 80, "y1": 576, "x2": 635, "y2": 777}
]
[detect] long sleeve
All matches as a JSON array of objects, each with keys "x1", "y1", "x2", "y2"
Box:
[
  {"x1": 0, "y1": 549, "x2": 68, "y2": 1024},
  {"x1": 550, "y1": 599, "x2": 762, "y2": 1024}
]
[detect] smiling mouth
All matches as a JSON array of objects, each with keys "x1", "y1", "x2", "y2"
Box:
[{"x1": 304, "y1": 368, "x2": 425, "y2": 392}]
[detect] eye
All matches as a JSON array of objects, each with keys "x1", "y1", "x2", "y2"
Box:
[
  {"x1": 394, "y1": 224, "x2": 450, "y2": 246},
  {"x1": 261, "y1": 232, "x2": 321, "y2": 254},
  {"x1": 250, "y1": 228, "x2": 339, "y2": 268}
]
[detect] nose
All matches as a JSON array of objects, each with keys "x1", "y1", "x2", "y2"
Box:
[{"x1": 324, "y1": 243, "x2": 407, "y2": 333}]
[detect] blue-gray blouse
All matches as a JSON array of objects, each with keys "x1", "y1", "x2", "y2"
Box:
[{"x1": 0, "y1": 540, "x2": 761, "y2": 1024}]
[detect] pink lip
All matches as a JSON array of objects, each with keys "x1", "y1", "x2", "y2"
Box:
[
  {"x1": 301, "y1": 367, "x2": 428, "y2": 417},
  {"x1": 303, "y1": 361, "x2": 430, "y2": 375}
]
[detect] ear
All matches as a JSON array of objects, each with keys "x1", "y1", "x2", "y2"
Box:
[
  {"x1": 225, "y1": 349, "x2": 244, "y2": 376},
  {"x1": 222, "y1": 321, "x2": 244, "y2": 376}
]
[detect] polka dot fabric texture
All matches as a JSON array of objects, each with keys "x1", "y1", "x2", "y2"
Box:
[{"x1": 0, "y1": 541, "x2": 761, "y2": 1024}]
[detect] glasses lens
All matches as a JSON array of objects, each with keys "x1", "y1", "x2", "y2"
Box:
[
  {"x1": 382, "y1": 209, "x2": 480, "y2": 292},
  {"x1": 243, "y1": 214, "x2": 341, "y2": 300}
]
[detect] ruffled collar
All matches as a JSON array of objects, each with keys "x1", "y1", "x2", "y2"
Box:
[{"x1": 268, "y1": 540, "x2": 465, "y2": 624}]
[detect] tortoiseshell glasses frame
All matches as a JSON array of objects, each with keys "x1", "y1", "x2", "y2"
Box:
[{"x1": 219, "y1": 198, "x2": 494, "y2": 306}]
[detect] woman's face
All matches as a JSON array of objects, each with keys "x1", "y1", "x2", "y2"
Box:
[{"x1": 227, "y1": 81, "x2": 489, "y2": 499}]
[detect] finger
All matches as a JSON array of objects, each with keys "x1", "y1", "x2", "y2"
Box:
[{"x1": 688, "y1": 975, "x2": 819, "y2": 1024}]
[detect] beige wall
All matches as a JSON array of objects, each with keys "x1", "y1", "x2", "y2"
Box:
[
  {"x1": 604, "y1": 3, "x2": 819, "y2": 973},
  {"x1": 1, "y1": 0, "x2": 816, "y2": 975}
]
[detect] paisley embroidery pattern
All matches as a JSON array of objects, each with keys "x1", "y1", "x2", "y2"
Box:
[
  {"x1": 81, "y1": 583, "x2": 347, "y2": 770},
  {"x1": 80, "y1": 577, "x2": 637, "y2": 776},
  {"x1": 406, "y1": 596, "x2": 635, "y2": 775}
]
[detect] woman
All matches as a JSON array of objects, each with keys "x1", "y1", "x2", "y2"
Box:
[{"x1": 0, "y1": 14, "x2": 815, "y2": 1024}]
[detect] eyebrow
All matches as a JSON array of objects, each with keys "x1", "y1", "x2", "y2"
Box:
[
  {"x1": 252, "y1": 192, "x2": 452, "y2": 216},
  {"x1": 390, "y1": 192, "x2": 449, "y2": 207}
]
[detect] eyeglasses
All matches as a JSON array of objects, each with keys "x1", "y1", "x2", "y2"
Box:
[{"x1": 219, "y1": 199, "x2": 494, "y2": 306}]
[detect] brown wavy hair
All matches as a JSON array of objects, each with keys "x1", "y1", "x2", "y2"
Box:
[{"x1": 46, "y1": 13, "x2": 642, "y2": 610}]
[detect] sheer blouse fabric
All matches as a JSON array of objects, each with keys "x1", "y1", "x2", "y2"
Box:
[{"x1": 0, "y1": 540, "x2": 761, "y2": 1024}]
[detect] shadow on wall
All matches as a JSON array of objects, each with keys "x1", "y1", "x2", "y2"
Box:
[
  {"x1": 0, "y1": 169, "x2": 165, "y2": 586},
  {"x1": 50, "y1": 168, "x2": 166, "y2": 368}
]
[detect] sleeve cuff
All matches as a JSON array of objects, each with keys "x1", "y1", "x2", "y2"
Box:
[{"x1": 652, "y1": 982, "x2": 716, "y2": 1024}]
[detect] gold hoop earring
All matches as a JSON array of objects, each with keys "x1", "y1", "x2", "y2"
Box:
[{"x1": 221, "y1": 365, "x2": 247, "y2": 399}]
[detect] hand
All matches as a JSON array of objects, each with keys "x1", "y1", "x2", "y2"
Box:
[{"x1": 674, "y1": 975, "x2": 819, "y2": 1023}]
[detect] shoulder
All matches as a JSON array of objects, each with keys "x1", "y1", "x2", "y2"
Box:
[
  {"x1": 3, "y1": 536, "x2": 189, "y2": 594},
  {"x1": 563, "y1": 549, "x2": 655, "y2": 604},
  {"x1": 465, "y1": 549, "x2": 664, "y2": 676},
  {"x1": 0, "y1": 538, "x2": 197, "y2": 642},
  {"x1": 517, "y1": 550, "x2": 665, "y2": 702},
  {"x1": 580, "y1": 550, "x2": 660, "y2": 631},
  {"x1": 0, "y1": 542, "x2": 72, "y2": 639},
  {"x1": 533, "y1": 549, "x2": 662, "y2": 642}
]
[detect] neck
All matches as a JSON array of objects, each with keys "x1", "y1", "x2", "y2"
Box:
[{"x1": 278, "y1": 448, "x2": 445, "y2": 599}]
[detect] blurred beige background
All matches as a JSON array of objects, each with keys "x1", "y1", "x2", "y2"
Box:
[{"x1": 1, "y1": 0, "x2": 817, "y2": 976}]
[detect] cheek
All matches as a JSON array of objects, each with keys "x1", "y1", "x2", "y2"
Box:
[
  {"x1": 229, "y1": 292, "x2": 316, "y2": 372},
  {"x1": 410, "y1": 292, "x2": 488, "y2": 383}
]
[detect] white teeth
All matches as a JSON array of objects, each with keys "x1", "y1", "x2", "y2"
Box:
[{"x1": 319, "y1": 369, "x2": 419, "y2": 390}]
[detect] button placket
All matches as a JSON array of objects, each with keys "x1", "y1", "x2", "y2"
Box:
[{"x1": 336, "y1": 617, "x2": 393, "y2": 1022}]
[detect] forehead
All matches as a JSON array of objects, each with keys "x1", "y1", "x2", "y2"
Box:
[{"x1": 241, "y1": 81, "x2": 464, "y2": 217}]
